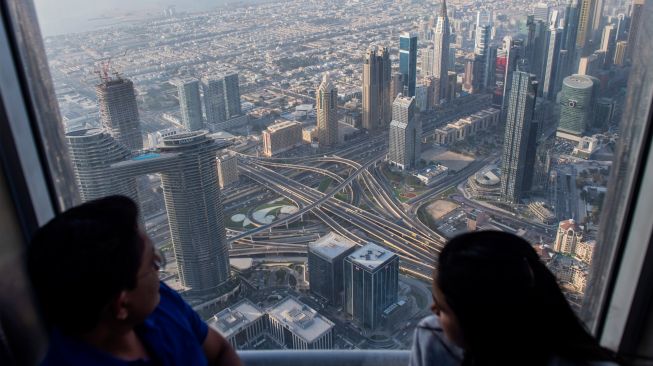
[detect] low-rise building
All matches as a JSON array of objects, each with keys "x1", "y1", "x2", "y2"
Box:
[
  {"x1": 467, "y1": 165, "x2": 501, "y2": 199},
  {"x1": 262, "y1": 120, "x2": 303, "y2": 157},
  {"x1": 217, "y1": 151, "x2": 239, "y2": 189},
  {"x1": 208, "y1": 299, "x2": 266, "y2": 350},
  {"x1": 528, "y1": 201, "x2": 556, "y2": 224},
  {"x1": 268, "y1": 297, "x2": 334, "y2": 350},
  {"x1": 434, "y1": 107, "x2": 500, "y2": 145},
  {"x1": 414, "y1": 164, "x2": 449, "y2": 186}
]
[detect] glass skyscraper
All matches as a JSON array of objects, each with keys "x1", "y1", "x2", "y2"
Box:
[
  {"x1": 344, "y1": 243, "x2": 399, "y2": 329},
  {"x1": 500, "y1": 69, "x2": 539, "y2": 203},
  {"x1": 175, "y1": 78, "x2": 204, "y2": 131},
  {"x1": 399, "y1": 32, "x2": 417, "y2": 97},
  {"x1": 557, "y1": 74, "x2": 599, "y2": 138}
]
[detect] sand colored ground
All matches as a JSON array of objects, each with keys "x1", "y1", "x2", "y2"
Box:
[
  {"x1": 421, "y1": 145, "x2": 475, "y2": 171},
  {"x1": 426, "y1": 200, "x2": 460, "y2": 221}
]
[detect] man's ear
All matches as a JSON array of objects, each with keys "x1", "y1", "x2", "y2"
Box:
[{"x1": 112, "y1": 291, "x2": 130, "y2": 321}]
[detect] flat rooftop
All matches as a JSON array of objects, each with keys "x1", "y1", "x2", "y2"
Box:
[
  {"x1": 346, "y1": 242, "x2": 397, "y2": 271},
  {"x1": 309, "y1": 232, "x2": 357, "y2": 261},
  {"x1": 268, "y1": 297, "x2": 334, "y2": 343},
  {"x1": 208, "y1": 299, "x2": 264, "y2": 339},
  {"x1": 266, "y1": 120, "x2": 301, "y2": 133}
]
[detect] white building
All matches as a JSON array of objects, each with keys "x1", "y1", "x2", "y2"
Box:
[
  {"x1": 267, "y1": 297, "x2": 334, "y2": 350},
  {"x1": 554, "y1": 219, "x2": 583, "y2": 255},
  {"x1": 217, "y1": 152, "x2": 239, "y2": 189},
  {"x1": 414, "y1": 164, "x2": 449, "y2": 186},
  {"x1": 208, "y1": 299, "x2": 266, "y2": 350},
  {"x1": 262, "y1": 120, "x2": 303, "y2": 157}
]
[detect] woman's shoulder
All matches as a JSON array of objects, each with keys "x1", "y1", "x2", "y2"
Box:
[{"x1": 409, "y1": 315, "x2": 464, "y2": 366}]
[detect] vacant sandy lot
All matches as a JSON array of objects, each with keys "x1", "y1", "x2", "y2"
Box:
[
  {"x1": 426, "y1": 200, "x2": 460, "y2": 221},
  {"x1": 421, "y1": 145, "x2": 475, "y2": 171}
]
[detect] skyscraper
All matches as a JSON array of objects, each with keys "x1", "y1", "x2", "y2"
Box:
[
  {"x1": 599, "y1": 24, "x2": 617, "y2": 67},
  {"x1": 542, "y1": 26, "x2": 563, "y2": 100},
  {"x1": 223, "y1": 73, "x2": 242, "y2": 119},
  {"x1": 344, "y1": 242, "x2": 399, "y2": 329},
  {"x1": 400, "y1": 32, "x2": 418, "y2": 97},
  {"x1": 557, "y1": 74, "x2": 599, "y2": 139},
  {"x1": 202, "y1": 75, "x2": 227, "y2": 126},
  {"x1": 390, "y1": 72, "x2": 404, "y2": 101},
  {"x1": 500, "y1": 69, "x2": 539, "y2": 203},
  {"x1": 316, "y1": 74, "x2": 338, "y2": 148},
  {"x1": 432, "y1": 0, "x2": 450, "y2": 102},
  {"x1": 362, "y1": 46, "x2": 392, "y2": 131},
  {"x1": 96, "y1": 76, "x2": 142, "y2": 151},
  {"x1": 175, "y1": 78, "x2": 204, "y2": 131},
  {"x1": 576, "y1": 0, "x2": 597, "y2": 52},
  {"x1": 626, "y1": 0, "x2": 645, "y2": 62},
  {"x1": 308, "y1": 232, "x2": 357, "y2": 305},
  {"x1": 614, "y1": 41, "x2": 628, "y2": 66},
  {"x1": 562, "y1": 0, "x2": 581, "y2": 78},
  {"x1": 68, "y1": 129, "x2": 232, "y2": 295},
  {"x1": 66, "y1": 128, "x2": 138, "y2": 202},
  {"x1": 388, "y1": 95, "x2": 421, "y2": 171},
  {"x1": 421, "y1": 45, "x2": 435, "y2": 77},
  {"x1": 500, "y1": 37, "x2": 523, "y2": 121},
  {"x1": 474, "y1": 24, "x2": 492, "y2": 90},
  {"x1": 533, "y1": 2, "x2": 552, "y2": 22},
  {"x1": 202, "y1": 73, "x2": 242, "y2": 128}
]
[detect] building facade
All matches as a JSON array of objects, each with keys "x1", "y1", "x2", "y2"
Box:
[
  {"x1": 432, "y1": 1, "x2": 450, "y2": 102},
  {"x1": 400, "y1": 32, "x2": 418, "y2": 97},
  {"x1": 344, "y1": 242, "x2": 399, "y2": 329},
  {"x1": 316, "y1": 74, "x2": 339, "y2": 148},
  {"x1": 362, "y1": 47, "x2": 392, "y2": 131},
  {"x1": 308, "y1": 232, "x2": 357, "y2": 305},
  {"x1": 96, "y1": 77, "x2": 143, "y2": 151},
  {"x1": 500, "y1": 70, "x2": 539, "y2": 203},
  {"x1": 262, "y1": 120, "x2": 303, "y2": 157},
  {"x1": 554, "y1": 219, "x2": 583, "y2": 254},
  {"x1": 557, "y1": 74, "x2": 599, "y2": 139},
  {"x1": 175, "y1": 78, "x2": 204, "y2": 131},
  {"x1": 388, "y1": 96, "x2": 421, "y2": 171},
  {"x1": 217, "y1": 152, "x2": 239, "y2": 189},
  {"x1": 268, "y1": 297, "x2": 334, "y2": 349}
]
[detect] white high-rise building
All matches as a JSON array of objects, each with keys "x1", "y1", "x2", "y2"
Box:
[
  {"x1": 316, "y1": 74, "x2": 338, "y2": 148},
  {"x1": 554, "y1": 219, "x2": 583, "y2": 254},
  {"x1": 388, "y1": 95, "x2": 421, "y2": 170},
  {"x1": 175, "y1": 78, "x2": 204, "y2": 131}
]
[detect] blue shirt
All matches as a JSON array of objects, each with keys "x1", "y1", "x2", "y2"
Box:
[{"x1": 42, "y1": 283, "x2": 209, "y2": 366}]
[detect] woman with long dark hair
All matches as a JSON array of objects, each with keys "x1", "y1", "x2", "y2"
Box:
[{"x1": 409, "y1": 231, "x2": 617, "y2": 366}]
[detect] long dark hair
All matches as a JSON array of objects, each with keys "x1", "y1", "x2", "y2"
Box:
[{"x1": 437, "y1": 231, "x2": 612, "y2": 366}]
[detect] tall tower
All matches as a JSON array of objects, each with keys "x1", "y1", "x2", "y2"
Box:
[
  {"x1": 316, "y1": 74, "x2": 338, "y2": 148},
  {"x1": 308, "y1": 232, "x2": 357, "y2": 305},
  {"x1": 432, "y1": 0, "x2": 450, "y2": 102},
  {"x1": 626, "y1": 0, "x2": 645, "y2": 62},
  {"x1": 562, "y1": 0, "x2": 581, "y2": 77},
  {"x1": 557, "y1": 74, "x2": 599, "y2": 138},
  {"x1": 500, "y1": 37, "x2": 523, "y2": 121},
  {"x1": 65, "y1": 128, "x2": 138, "y2": 202},
  {"x1": 400, "y1": 32, "x2": 418, "y2": 97},
  {"x1": 175, "y1": 78, "x2": 204, "y2": 131},
  {"x1": 542, "y1": 26, "x2": 563, "y2": 100},
  {"x1": 599, "y1": 24, "x2": 617, "y2": 68},
  {"x1": 223, "y1": 73, "x2": 242, "y2": 119},
  {"x1": 96, "y1": 77, "x2": 142, "y2": 152},
  {"x1": 388, "y1": 95, "x2": 421, "y2": 170},
  {"x1": 202, "y1": 75, "x2": 227, "y2": 126},
  {"x1": 533, "y1": 2, "x2": 552, "y2": 22},
  {"x1": 474, "y1": 24, "x2": 492, "y2": 90},
  {"x1": 500, "y1": 69, "x2": 539, "y2": 203},
  {"x1": 362, "y1": 46, "x2": 392, "y2": 131},
  {"x1": 576, "y1": 0, "x2": 597, "y2": 52},
  {"x1": 344, "y1": 242, "x2": 399, "y2": 329},
  {"x1": 155, "y1": 131, "x2": 231, "y2": 294}
]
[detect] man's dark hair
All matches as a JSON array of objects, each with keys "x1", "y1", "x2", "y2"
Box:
[
  {"x1": 27, "y1": 195, "x2": 143, "y2": 335},
  {"x1": 437, "y1": 231, "x2": 612, "y2": 366}
]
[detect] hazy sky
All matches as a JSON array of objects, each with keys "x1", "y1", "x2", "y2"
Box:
[{"x1": 33, "y1": 0, "x2": 239, "y2": 36}]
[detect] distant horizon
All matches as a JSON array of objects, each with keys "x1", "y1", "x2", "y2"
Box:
[{"x1": 33, "y1": 0, "x2": 268, "y2": 36}]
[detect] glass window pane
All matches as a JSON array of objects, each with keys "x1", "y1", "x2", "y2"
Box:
[{"x1": 22, "y1": 0, "x2": 653, "y2": 351}]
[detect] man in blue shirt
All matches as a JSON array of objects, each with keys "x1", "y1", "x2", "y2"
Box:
[{"x1": 27, "y1": 196, "x2": 241, "y2": 366}]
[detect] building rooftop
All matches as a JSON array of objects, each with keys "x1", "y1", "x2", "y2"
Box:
[
  {"x1": 268, "y1": 297, "x2": 334, "y2": 343},
  {"x1": 265, "y1": 120, "x2": 301, "y2": 133},
  {"x1": 559, "y1": 219, "x2": 580, "y2": 231},
  {"x1": 564, "y1": 75, "x2": 596, "y2": 89},
  {"x1": 208, "y1": 299, "x2": 264, "y2": 339},
  {"x1": 347, "y1": 242, "x2": 397, "y2": 271},
  {"x1": 309, "y1": 232, "x2": 357, "y2": 261}
]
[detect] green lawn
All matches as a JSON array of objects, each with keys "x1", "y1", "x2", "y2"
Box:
[{"x1": 318, "y1": 177, "x2": 333, "y2": 193}]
